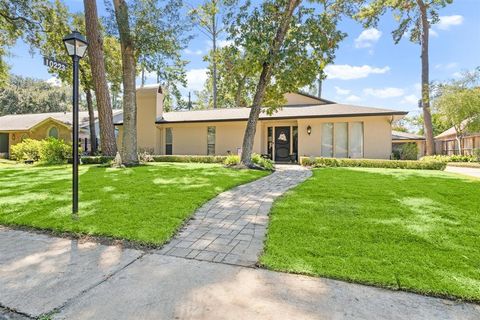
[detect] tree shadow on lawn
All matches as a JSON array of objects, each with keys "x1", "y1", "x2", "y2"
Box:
[{"x1": 0, "y1": 163, "x2": 266, "y2": 245}]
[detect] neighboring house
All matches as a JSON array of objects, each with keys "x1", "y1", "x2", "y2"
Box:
[
  {"x1": 115, "y1": 85, "x2": 408, "y2": 161},
  {"x1": 435, "y1": 126, "x2": 480, "y2": 155},
  {"x1": 392, "y1": 130, "x2": 426, "y2": 159},
  {"x1": 0, "y1": 110, "x2": 123, "y2": 157}
]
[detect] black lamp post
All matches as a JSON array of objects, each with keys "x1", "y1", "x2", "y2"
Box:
[{"x1": 63, "y1": 30, "x2": 88, "y2": 216}]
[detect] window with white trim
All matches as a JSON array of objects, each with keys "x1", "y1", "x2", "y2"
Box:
[
  {"x1": 321, "y1": 122, "x2": 364, "y2": 158},
  {"x1": 165, "y1": 128, "x2": 173, "y2": 155},
  {"x1": 207, "y1": 126, "x2": 215, "y2": 155}
]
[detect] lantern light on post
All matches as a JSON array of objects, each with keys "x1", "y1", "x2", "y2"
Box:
[
  {"x1": 307, "y1": 125, "x2": 312, "y2": 135},
  {"x1": 63, "y1": 30, "x2": 88, "y2": 217}
]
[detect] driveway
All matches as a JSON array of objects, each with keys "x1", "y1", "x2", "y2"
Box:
[
  {"x1": 445, "y1": 165, "x2": 480, "y2": 178},
  {"x1": 1, "y1": 227, "x2": 479, "y2": 320}
]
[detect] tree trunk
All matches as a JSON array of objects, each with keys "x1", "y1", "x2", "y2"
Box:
[
  {"x1": 85, "y1": 88, "x2": 97, "y2": 155},
  {"x1": 418, "y1": 0, "x2": 435, "y2": 155},
  {"x1": 212, "y1": 5, "x2": 217, "y2": 109},
  {"x1": 113, "y1": 0, "x2": 139, "y2": 165},
  {"x1": 83, "y1": 0, "x2": 117, "y2": 156},
  {"x1": 240, "y1": 0, "x2": 301, "y2": 166}
]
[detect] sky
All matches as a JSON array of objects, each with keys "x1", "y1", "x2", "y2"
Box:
[{"x1": 5, "y1": 0, "x2": 480, "y2": 116}]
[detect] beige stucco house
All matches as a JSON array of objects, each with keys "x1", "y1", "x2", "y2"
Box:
[
  {"x1": 115, "y1": 85, "x2": 407, "y2": 161},
  {"x1": 392, "y1": 130, "x2": 426, "y2": 159},
  {"x1": 0, "y1": 110, "x2": 122, "y2": 157}
]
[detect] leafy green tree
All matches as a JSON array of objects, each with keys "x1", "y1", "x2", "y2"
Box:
[
  {"x1": 0, "y1": 74, "x2": 70, "y2": 116},
  {"x1": 0, "y1": 0, "x2": 53, "y2": 86},
  {"x1": 432, "y1": 69, "x2": 480, "y2": 155},
  {"x1": 226, "y1": 0, "x2": 351, "y2": 166},
  {"x1": 356, "y1": 0, "x2": 454, "y2": 156},
  {"x1": 108, "y1": 0, "x2": 191, "y2": 165}
]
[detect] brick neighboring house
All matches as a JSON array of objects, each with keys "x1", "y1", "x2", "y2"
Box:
[
  {"x1": 0, "y1": 110, "x2": 123, "y2": 158},
  {"x1": 435, "y1": 126, "x2": 480, "y2": 155}
]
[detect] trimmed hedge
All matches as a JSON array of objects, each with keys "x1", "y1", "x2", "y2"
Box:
[
  {"x1": 300, "y1": 157, "x2": 447, "y2": 170},
  {"x1": 152, "y1": 155, "x2": 228, "y2": 163},
  {"x1": 420, "y1": 154, "x2": 479, "y2": 163},
  {"x1": 81, "y1": 156, "x2": 115, "y2": 164},
  {"x1": 223, "y1": 153, "x2": 275, "y2": 170}
]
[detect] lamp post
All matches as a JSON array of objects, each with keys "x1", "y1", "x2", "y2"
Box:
[{"x1": 63, "y1": 31, "x2": 88, "y2": 216}]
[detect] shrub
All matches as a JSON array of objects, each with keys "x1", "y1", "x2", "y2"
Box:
[
  {"x1": 251, "y1": 153, "x2": 275, "y2": 170},
  {"x1": 224, "y1": 153, "x2": 274, "y2": 170},
  {"x1": 81, "y1": 156, "x2": 115, "y2": 164},
  {"x1": 300, "y1": 157, "x2": 446, "y2": 170},
  {"x1": 400, "y1": 143, "x2": 418, "y2": 160},
  {"x1": 446, "y1": 162, "x2": 480, "y2": 169},
  {"x1": 224, "y1": 155, "x2": 240, "y2": 166},
  {"x1": 152, "y1": 155, "x2": 227, "y2": 163},
  {"x1": 138, "y1": 149, "x2": 154, "y2": 163},
  {"x1": 39, "y1": 137, "x2": 71, "y2": 164},
  {"x1": 474, "y1": 148, "x2": 480, "y2": 161},
  {"x1": 420, "y1": 154, "x2": 478, "y2": 163},
  {"x1": 10, "y1": 139, "x2": 42, "y2": 161}
]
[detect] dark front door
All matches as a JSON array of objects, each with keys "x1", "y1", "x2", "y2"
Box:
[
  {"x1": 275, "y1": 127, "x2": 290, "y2": 162},
  {"x1": 0, "y1": 133, "x2": 9, "y2": 154}
]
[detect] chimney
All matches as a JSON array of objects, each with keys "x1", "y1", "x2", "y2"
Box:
[{"x1": 156, "y1": 85, "x2": 164, "y2": 120}]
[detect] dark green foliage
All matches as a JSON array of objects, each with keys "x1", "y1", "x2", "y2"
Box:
[
  {"x1": 300, "y1": 157, "x2": 446, "y2": 170},
  {"x1": 0, "y1": 75, "x2": 70, "y2": 116},
  {"x1": 80, "y1": 156, "x2": 115, "y2": 165},
  {"x1": 400, "y1": 143, "x2": 418, "y2": 160},
  {"x1": 262, "y1": 167, "x2": 480, "y2": 301},
  {"x1": 152, "y1": 155, "x2": 228, "y2": 163}
]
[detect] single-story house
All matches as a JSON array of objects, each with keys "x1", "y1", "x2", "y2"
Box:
[
  {"x1": 0, "y1": 110, "x2": 123, "y2": 157},
  {"x1": 392, "y1": 130, "x2": 426, "y2": 159},
  {"x1": 435, "y1": 126, "x2": 480, "y2": 155},
  {"x1": 115, "y1": 85, "x2": 408, "y2": 161}
]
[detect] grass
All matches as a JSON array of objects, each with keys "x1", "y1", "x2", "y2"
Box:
[
  {"x1": 261, "y1": 167, "x2": 480, "y2": 302},
  {"x1": 0, "y1": 162, "x2": 267, "y2": 245}
]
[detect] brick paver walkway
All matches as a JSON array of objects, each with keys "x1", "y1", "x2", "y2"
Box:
[{"x1": 158, "y1": 165, "x2": 312, "y2": 266}]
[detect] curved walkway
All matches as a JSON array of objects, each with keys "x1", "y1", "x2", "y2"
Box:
[{"x1": 158, "y1": 164, "x2": 312, "y2": 266}]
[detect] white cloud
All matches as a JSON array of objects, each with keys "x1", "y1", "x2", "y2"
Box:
[
  {"x1": 217, "y1": 39, "x2": 233, "y2": 48},
  {"x1": 345, "y1": 95, "x2": 361, "y2": 102},
  {"x1": 436, "y1": 15, "x2": 464, "y2": 30},
  {"x1": 46, "y1": 77, "x2": 61, "y2": 87},
  {"x1": 401, "y1": 94, "x2": 419, "y2": 105},
  {"x1": 186, "y1": 68, "x2": 208, "y2": 91},
  {"x1": 334, "y1": 86, "x2": 350, "y2": 95},
  {"x1": 184, "y1": 48, "x2": 203, "y2": 55},
  {"x1": 430, "y1": 29, "x2": 439, "y2": 37},
  {"x1": 324, "y1": 64, "x2": 390, "y2": 80},
  {"x1": 363, "y1": 87, "x2": 404, "y2": 98},
  {"x1": 354, "y1": 28, "x2": 382, "y2": 48},
  {"x1": 435, "y1": 62, "x2": 458, "y2": 70}
]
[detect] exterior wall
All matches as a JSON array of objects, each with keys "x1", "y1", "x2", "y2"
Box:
[
  {"x1": 297, "y1": 116, "x2": 392, "y2": 159},
  {"x1": 435, "y1": 133, "x2": 480, "y2": 155},
  {"x1": 136, "y1": 88, "x2": 163, "y2": 154},
  {"x1": 158, "y1": 121, "x2": 261, "y2": 156},
  {"x1": 4, "y1": 119, "x2": 71, "y2": 154}
]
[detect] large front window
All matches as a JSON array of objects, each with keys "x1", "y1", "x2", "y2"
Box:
[
  {"x1": 207, "y1": 126, "x2": 215, "y2": 155},
  {"x1": 321, "y1": 122, "x2": 363, "y2": 158},
  {"x1": 165, "y1": 128, "x2": 173, "y2": 155}
]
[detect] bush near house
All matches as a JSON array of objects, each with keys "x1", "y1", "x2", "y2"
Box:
[
  {"x1": 300, "y1": 157, "x2": 446, "y2": 170},
  {"x1": 80, "y1": 156, "x2": 115, "y2": 164},
  {"x1": 224, "y1": 153, "x2": 275, "y2": 170},
  {"x1": 10, "y1": 138, "x2": 71, "y2": 164},
  {"x1": 152, "y1": 155, "x2": 227, "y2": 163}
]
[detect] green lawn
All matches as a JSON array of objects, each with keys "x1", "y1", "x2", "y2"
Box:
[
  {"x1": 0, "y1": 162, "x2": 267, "y2": 245},
  {"x1": 261, "y1": 167, "x2": 480, "y2": 301}
]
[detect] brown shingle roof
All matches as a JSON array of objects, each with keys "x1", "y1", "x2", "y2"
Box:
[
  {"x1": 392, "y1": 130, "x2": 425, "y2": 141},
  {"x1": 0, "y1": 110, "x2": 122, "y2": 131},
  {"x1": 153, "y1": 104, "x2": 407, "y2": 124}
]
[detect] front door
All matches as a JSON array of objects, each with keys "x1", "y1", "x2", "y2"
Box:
[
  {"x1": 275, "y1": 127, "x2": 290, "y2": 162},
  {"x1": 0, "y1": 133, "x2": 9, "y2": 154}
]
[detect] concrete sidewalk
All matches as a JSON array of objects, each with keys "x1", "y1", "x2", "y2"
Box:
[
  {"x1": 445, "y1": 165, "x2": 480, "y2": 178},
  {"x1": 1, "y1": 228, "x2": 479, "y2": 319}
]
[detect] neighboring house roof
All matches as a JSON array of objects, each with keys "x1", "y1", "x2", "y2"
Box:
[
  {"x1": 392, "y1": 130, "x2": 425, "y2": 141},
  {"x1": 435, "y1": 126, "x2": 457, "y2": 139},
  {"x1": 150, "y1": 104, "x2": 407, "y2": 124},
  {"x1": 0, "y1": 110, "x2": 123, "y2": 132}
]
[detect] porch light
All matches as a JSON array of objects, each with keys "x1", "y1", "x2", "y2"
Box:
[
  {"x1": 62, "y1": 31, "x2": 88, "y2": 58},
  {"x1": 307, "y1": 125, "x2": 312, "y2": 135}
]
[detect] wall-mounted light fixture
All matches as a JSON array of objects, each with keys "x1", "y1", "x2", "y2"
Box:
[{"x1": 307, "y1": 125, "x2": 312, "y2": 135}]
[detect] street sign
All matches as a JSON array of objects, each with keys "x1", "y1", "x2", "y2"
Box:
[{"x1": 43, "y1": 56, "x2": 67, "y2": 71}]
